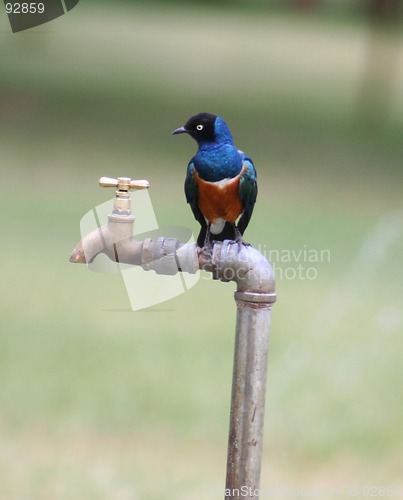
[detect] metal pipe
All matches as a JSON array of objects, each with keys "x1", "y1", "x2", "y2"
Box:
[
  {"x1": 225, "y1": 291, "x2": 274, "y2": 500},
  {"x1": 70, "y1": 186, "x2": 276, "y2": 499}
]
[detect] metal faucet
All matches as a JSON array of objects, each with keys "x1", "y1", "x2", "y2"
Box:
[
  {"x1": 69, "y1": 175, "x2": 199, "y2": 274},
  {"x1": 70, "y1": 176, "x2": 148, "y2": 264}
]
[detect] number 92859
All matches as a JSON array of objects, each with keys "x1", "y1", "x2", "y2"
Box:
[{"x1": 5, "y1": 3, "x2": 45, "y2": 14}]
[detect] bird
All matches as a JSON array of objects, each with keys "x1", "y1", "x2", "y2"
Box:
[{"x1": 172, "y1": 112, "x2": 257, "y2": 249}]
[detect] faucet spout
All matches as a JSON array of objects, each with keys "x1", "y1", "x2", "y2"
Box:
[{"x1": 69, "y1": 213, "x2": 137, "y2": 264}]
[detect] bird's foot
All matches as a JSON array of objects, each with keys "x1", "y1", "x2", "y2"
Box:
[
  {"x1": 201, "y1": 224, "x2": 213, "y2": 256},
  {"x1": 233, "y1": 226, "x2": 249, "y2": 251},
  {"x1": 201, "y1": 243, "x2": 213, "y2": 258},
  {"x1": 234, "y1": 235, "x2": 246, "y2": 251}
]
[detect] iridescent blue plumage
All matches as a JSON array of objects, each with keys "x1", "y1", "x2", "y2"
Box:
[{"x1": 173, "y1": 112, "x2": 257, "y2": 247}]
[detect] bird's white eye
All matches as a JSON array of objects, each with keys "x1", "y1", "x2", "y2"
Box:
[{"x1": 196, "y1": 124, "x2": 203, "y2": 131}]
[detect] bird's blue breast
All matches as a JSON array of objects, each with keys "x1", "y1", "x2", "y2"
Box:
[{"x1": 193, "y1": 144, "x2": 243, "y2": 182}]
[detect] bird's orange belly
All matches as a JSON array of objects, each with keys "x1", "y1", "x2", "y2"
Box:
[{"x1": 195, "y1": 172, "x2": 243, "y2": 224}]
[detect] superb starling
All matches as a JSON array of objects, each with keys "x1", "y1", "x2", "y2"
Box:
[{"x1": 173, "y1": 112, "x2": 257, "y2": 248}]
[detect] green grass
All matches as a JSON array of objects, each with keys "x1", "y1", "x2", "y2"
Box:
[{"x1": 1, "y1": 3, "x2": 402, "y2": 499}]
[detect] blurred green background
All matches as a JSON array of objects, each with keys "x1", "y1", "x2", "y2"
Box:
[{"x1": 1, "y1": 1, "x2": 402, "y2": 499}]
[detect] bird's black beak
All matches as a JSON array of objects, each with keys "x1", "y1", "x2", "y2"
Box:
[{"x1": 172, "y1": 126, "x2": 188, "y2": 135}]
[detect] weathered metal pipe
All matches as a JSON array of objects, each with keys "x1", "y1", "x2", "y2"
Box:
[
  {"x1": 225, "y1": 292, "x2": 273, "y2": 500},
  {"x1": 70, "y1": 232, "x2": 275, "y2": 500},
  {"x1": 70, "y1": 182, "x2": 275, "y2": 500},
  {"x1": 70, "y1": 230, "x2": 274, "y2": 290}
]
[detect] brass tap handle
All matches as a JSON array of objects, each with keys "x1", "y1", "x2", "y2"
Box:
[{"x1": 99, "y1": 176, "x2": 150, "y2": 191}]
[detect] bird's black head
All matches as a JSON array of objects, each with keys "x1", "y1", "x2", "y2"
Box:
[{"x1": 172, "y1": 112, "x2": 217, "y2": 143}]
